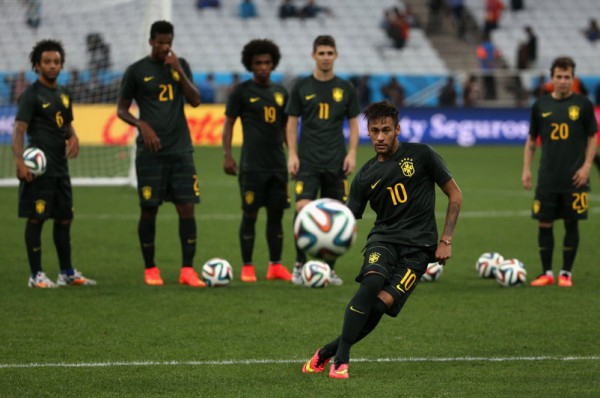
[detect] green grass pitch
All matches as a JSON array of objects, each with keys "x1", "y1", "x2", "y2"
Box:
[{"x1": 1, "y1": 145, "x2": 599, "y2": 397}]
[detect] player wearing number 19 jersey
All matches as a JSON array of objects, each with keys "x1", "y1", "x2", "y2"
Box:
[
  {"x1": 522, "y1": 57, "x2": 597, "y2": 287},
  {"x1": 117, "y1": 21, "x2": 204, "y2": 287},
  {"x1": 301, "y1": 101, "x2": 462, "y2": 378},
  {"x1": 222, "y1": 39, "x2": 292, "y2": 282}
]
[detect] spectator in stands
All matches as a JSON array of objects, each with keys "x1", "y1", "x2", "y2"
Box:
[
  {"x1": 484, "y1": 0, "x2": 505, "y2": 36},
  {"x1": 198, "y1": 73, "x2": 217, "y2": 104},
  {"x1": 87, "y1": 71, "x2": 108, "y2": 103},
  {"x1": 531, "y1": 74, "x2": 547, "y2": 100},
  {"x1": 511, "y1": 0, "x2": 524, "y2": 11},
  {"x1": 382, "y1": 7, "x2": 410, "y2": 49},
  {"x1": 595, "y1": 84, "x2": 600, "y2": 105},
  {"x1": 476, "y1": 32, "x2": 500, "y2": 100},
  {"x1": 239, "y1": 0, "x2": 258, "y2": 19},
  {"x1": 426, "y1": 0, "x2": 444, "y2": 35},
  {"x1": 438, "y1": 77, "x2": 457, "y2": 107},
  {"x1": 279, "y1": 0, "x2": 298, "y2": 19},
  {"x1": 524, "y1": 26, "x2": 537, "y2": 65},
  {"x1": 196, "y1": 0, "x2": 220, "y2": 9},
  {"x1": 5, "y1": 71, "x2": 30, "y2": 104},
  {"x1": 351, "y1": 74, "x2": 372, "y2": 111},
  {"x1": 449, "y1": 0, "x2": 467, "y2": 40},
  {"x1": 86, "y1": 33, "x2": 111, "y2": 75},
  {"x1": 300, "y1": 0, "x2": 330, "y2": 19},
  {"x1": 65, "y1": 69, "x2": 89, "y2": 103},
  {"x1": 582, "y1": 18, "x2": 600, "y2": 43},
  {"x1": 381, "y1": 76, "x2": 405, "y2": 107},
  {"x1": 25, "y1": 0, "x2": 41, "y2": 29},
  {"x1": 463, "y1": 74, "x2": 481, "y2": 107}
]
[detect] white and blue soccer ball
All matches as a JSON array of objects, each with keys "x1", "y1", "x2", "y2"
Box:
[
  {"x1": 476, "y1": 252, "x2": 504, "y2": 279},
  {"x1": 421, "y1": 262, "x2": 444, "y2": 282},
  {"x1": 22, "y1": 147, "x2": 47, "y2": 176},
  {"x1": 495, "y1": 258, "x2": 527, "y2": 287},
  {"x1": 294, "y1": 198, "x2": 357, "y2": 261},
  {"x1": 201, "y1": 258, "x2": 233, "y2": 287},
  {"x1": 301, "y1": 260, "x2": 331, "y2": 288}
]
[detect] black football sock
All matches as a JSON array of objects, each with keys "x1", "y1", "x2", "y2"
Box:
[
  {"x1": 594, "y1": 153, "x2": 600, "y2": 172},
  {"x1": 138, "y1": 216, "x2": 156, "y2": 269},
  {"x1": 179, "y1": 217, "x2": 197, "y2": 267},
  {"x1": 538, "y1": 226, "x2": 554, "y2": 273},
  {"x1": 562, "y1": 220, "x2": 579, "y2": 273},
  {"x1": 334, "y1": 273, "x2": 386, "y2": 365},
  {"x1": 240, "y1": 214, "x2": 257, "y2": 264},
  {"x1": 53, "y1": 221, "x2": 73, "y2": 273},
  {"x1": 319, "y1": 298, "x2": 387, "y2": 361},
  {"x1": 266, "y1": 209, "x2": 283, "y2": 263},
  {"x1": 25, "y1": 219, "x2": 44, "y2": 275},
  {"x1": 293, "y1": 211, "x2": 307, "y2": 265},
  {"x1": 327, "y1": 259, "x2": 337, "y2": 272}
]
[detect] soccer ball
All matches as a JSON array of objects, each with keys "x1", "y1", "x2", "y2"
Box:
[
  {"x1": 495, "y1": 258, "x2": 527, "y2": 287},
  {"x1": 201, "y1": 258, "x2": 233, "y2": 287},
  {"x1": 475, "y1": 252, "x2": 504, "y2": 279},
  {"x1": 301, "y1": 260, "x2": 331, "y2": 288},
  {"x1": 293, "y1": 198, "x2": 357, "y2": 261},
  {"x1": 22, "y1": 147, "x2": 47, "y2": 176},
  {"x1": 421, "y1": 262, "x2": 444, "y2": 282}
]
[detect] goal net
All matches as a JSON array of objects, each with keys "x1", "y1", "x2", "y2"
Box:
[{"x1": 0, "y1": 0, "x2": 172, "y2": 187}]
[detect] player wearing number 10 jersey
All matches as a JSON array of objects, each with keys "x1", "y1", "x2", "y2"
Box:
[
  {"x1": 117, "y1": 21, "x2": 205, "y2": 287},
  {"x1": 522, "y1": 56, "x2": 598, "y2": 287},
  {"x1": 301, "y1": 101, "x2": 462, "y2": 378}
]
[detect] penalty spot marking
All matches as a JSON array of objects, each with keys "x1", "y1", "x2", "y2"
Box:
[{"x1": 1, "y1": 355, "x2": 598, "y2": 369}]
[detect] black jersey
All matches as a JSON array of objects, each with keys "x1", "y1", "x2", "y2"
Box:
[
  {"x1": 285, "y1": 75, "x2": 360, "y2": 169},
  {"x1": 225, "y1": 79, "x2": 288, "y2": 172},
  {"x1": 529, "y1": 93, "x2": 597, "y2": 193},
  {"x1": 346, "y1": 143, "x2": 453, "y2": 247},
  {"x1": 15, "y1": 81, "x2": 73, "y2": 176},
  {"x1": 119, "y1": 56, "x2": 194, "y2": 155}
]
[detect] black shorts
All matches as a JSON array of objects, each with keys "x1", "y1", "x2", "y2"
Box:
[
  {"x1": 532, "y1": 191, "x2": 589, "y2": 221},
  {"x1": 18, "y1": 175, "x2": 74, "y2": 220},
  {"x1": 238, "y1": 170, "x2": 290, "y2": 212},
  {"x1": 357, "y1": 242, "x2": 435, "y2": 317},
  {"x1": 293, "y1": 167, "x2": 348, "y2": 202},
  {"x1": 136, "y1": 151, "x2": 200, "y2": 207}
]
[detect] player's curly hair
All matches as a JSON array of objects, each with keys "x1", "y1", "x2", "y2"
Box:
[
  {"x1": 241, "y1": 39, "x2": 281, "y2": 72},
  {"x1": 150, "y1": 20, "x2": 174, "y2": 39},
  {"x1": 313, "y1": 35, "x2": 336, "y2": 53},
  {"x1": 29, "y1": 39, "x2": 65, "y2": 71},
  {"x1": 363, "y1": 101, "x2": 399, "y2": 127},
  {"x1": 550, "y1": 56, "x2": 576, "y2": 77}
]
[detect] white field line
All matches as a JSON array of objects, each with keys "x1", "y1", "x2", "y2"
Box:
[
  {"x1": 2, "y1": 207, "x2": 599, "y2": 222},
  {"x1": 1, "y1": 356, "x2": 598, "y2": 369}
]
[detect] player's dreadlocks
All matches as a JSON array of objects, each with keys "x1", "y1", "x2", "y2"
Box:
[{"x1": 241, "y1": 39, "x2": 281, "y2": 71}]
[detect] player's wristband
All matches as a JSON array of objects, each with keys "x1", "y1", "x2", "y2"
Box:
[{"x1": 439, "y1": 239, "x2": 451, "y2": 246}]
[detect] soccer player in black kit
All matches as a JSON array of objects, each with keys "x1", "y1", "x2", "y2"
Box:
[
  {"x1": 13, "y1": 39, "x2": 96, "y2": 288},
  {"x1": 301, "y1": 101, "x2": 462, "y2": 378},
  {"x1": 117, "y1": 21, "x2": 203, "y2": 287},
  {"x1": 222, "y1": 39, "x2": 293, "y2": 282},
  {"x1": 522, "y1": 56, "x2": 597, "y2": 287}
]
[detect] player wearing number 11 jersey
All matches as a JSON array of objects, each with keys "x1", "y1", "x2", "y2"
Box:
[
  {"x1": 301, "y1": 101, "x2": 462, "y2": 378},
  {"x1": 522, "y1": 56, "x2": 597, "y2": 287}
]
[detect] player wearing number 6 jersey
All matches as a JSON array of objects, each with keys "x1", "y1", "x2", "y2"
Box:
[
  {"x1": 301, "y1": 101, "x2": 462, "y2": 378},
  {"x1": 117, "y1": 21, "x2": 204, "y2": 287},
  {"x1": 522, "y1": 56, "x2": 598, "y2": 288}
]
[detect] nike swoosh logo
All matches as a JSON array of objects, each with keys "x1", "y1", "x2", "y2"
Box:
[
  {"x1": 334, "y1": 369, "x2": 348, "y2": 375},
  {"x1": 42, "y1": 103, "x2": 50, "y2": 108},
  {"x1": 186, "y1": 239, "x2": 196, "y2": 244},
  {"x1": 249, "y1": 97, "x2": 260, "y2": 103},
  {"x1": 349, "y1": 305, "x2": 365, "y2": 315},
  {"x1": 144, "y1": 76, "x2": 154, "y2": 82},
  {"x1": 33, "y1": 247, "x2": 42, "y2": 252},
  {"x1": 542, "y1": 112, "x2": 552, "y2": 118},
  {"x1": 305, "y1": 94, "x2": 316, "y2": 100},
  {"x1": 370, "y1": 179, "x2": 381, "y2": 189}
]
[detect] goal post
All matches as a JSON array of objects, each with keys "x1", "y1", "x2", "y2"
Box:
[{"x1": 0, "y1": 0, "x2": 172, "y2": 187}]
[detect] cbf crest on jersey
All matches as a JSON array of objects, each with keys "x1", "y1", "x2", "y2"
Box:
[
  {"x1": 568, "y1": 105, "x2": 580, "y2": 121},
  {"x1": 244, "y1": 191, "x2": 255, "y2": 205},
  {"x1": 369, "y1": 252, "x2": 380, "y2": 264},
  {"x1": 400, "y1": 158, "x2": 415, "y2": 177},
  {"x1": 332, "y1": 87, "x2": 343, "y2": 102},
  {"x1": 171, "y1": 69, "x2": 180, "y2": 82},
  {"x1": 61, "y1": 94, "x2": 70, "y2": 109},
  {"x1": 142, "y1": 186, "x2": 152, "y2": 200},
  {"x1": 274, "y1": 92, "x2": 284, "y2": 107}
]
